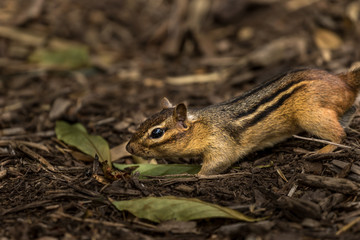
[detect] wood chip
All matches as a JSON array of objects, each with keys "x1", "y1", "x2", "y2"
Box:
[
  {"x1": 13, "y1": 0, "x2": 44, "y2": 25},
  {"x1": 277, "y1": 196, "x2": 321, "y2": 220},
  {"x1": 0, "y1": 169, "x2": 7, "y2": 180},
  {"x1": 0, "y1": 127, "x2": 26, "y2": 136},
  {"x1": 174, "y1": 184, "x2": 195, "y2": 193},
  {"x1": 332, "y1": 160, "x2": 360, "y2": 175},
  {"x1": 298, "y1": 174, "x2": 360, "y2": 194},
  {"x1": 166, "y1": 72, "x2": 223, "y2": 85}
]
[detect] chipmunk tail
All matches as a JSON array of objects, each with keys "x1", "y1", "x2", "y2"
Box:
[{"x1": 339, "y1": 62, "x2": 360, "y2": 92}]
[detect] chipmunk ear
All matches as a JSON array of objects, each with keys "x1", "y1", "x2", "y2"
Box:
[
  {"x1": 173, "y1": 103, "x2": 188, "y2": 128},
  {"x1": 160, "y1": 97, "x2": 173, "y2": 109}
]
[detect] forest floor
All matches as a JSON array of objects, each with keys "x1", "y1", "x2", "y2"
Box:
[{"x1": 1, "y1": 0, "x2": 360, "y2": 239}]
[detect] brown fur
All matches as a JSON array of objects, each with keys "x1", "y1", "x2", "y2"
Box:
[{"x1": 127, "y1": 68, "x2": 360, "y2": 175}]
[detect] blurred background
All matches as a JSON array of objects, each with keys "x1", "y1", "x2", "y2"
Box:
[{"x1": 0, "y1": 0, "x2": 359, "y2": 143}]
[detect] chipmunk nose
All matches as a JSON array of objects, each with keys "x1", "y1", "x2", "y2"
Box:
[{"x1": 126, "y1": 141, "x2": 134, "y2": 154}]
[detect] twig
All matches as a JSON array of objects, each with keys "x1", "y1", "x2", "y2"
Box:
[
  {"x1": 51, "y1": 212, "x2": 127, "y2": 228},
  {"x1": 292, "y1": 135, "x2": 352, "y2": 149},
  {"x1": 275, "y1": 167, "x2": 288, "y2": 182},
  {"x1": 0, "y1": 140, "x2": 49, "y2": 152},
  {"x1": 1, "y1": 200, "x2": 52, "y2": 215},
  {"x1": 336, "y1": 216, "x2": 360, "y2": 235},
  {"x1": 18, "y1": 144, "x2": 57, "y2": 172},
  {"x1": 346, "y1": 127, "x2": 360, "y2": 135}
]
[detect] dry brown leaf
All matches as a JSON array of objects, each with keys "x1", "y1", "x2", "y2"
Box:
[
  {"x1": 114, "y1": 119, "x2": 131, "y2": 131},
  {"x1": 314, "y1": 28, "x2": 342, "y2": 50},
  {"x1": 70, "y1": 150, "x2": 95, "y2": 162},
  {"x1": 346, "y1": 1, "x2": 360, "y2": 23},
  {"x1": 110, "y1": 142, "x2": 131, "y2": 162},
  {"x1": 49, "y1": 98, "x2": 72, "y2": 120}
]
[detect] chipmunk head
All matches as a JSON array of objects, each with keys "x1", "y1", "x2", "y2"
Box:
[{"x1": 126, "y1": 98, "x2": 200, "y2": 158}]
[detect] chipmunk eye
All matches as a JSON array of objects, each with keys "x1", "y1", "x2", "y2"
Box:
[{"x1": 150, "y1": 128, "x2": 165, "y2": 139}]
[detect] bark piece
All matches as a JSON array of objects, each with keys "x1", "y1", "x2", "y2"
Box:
[{"x1": 298, "y1": 174, "x2": 360, "y2": 194}]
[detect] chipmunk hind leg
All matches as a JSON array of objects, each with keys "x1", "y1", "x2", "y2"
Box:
[{"x1": 296, "y1": 107, "x2": 346, "y2": 153}]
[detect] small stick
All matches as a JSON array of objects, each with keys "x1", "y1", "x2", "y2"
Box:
[
  {"x1": 18, "y1": 144, "x2": 56, "y2": 172},
  {"x1": 336, "y1": 216, "x2": 360, "y2": 235},
  {"x1": 51, "y1": 212, "x2": 127, "y2": 228},
  {"x1": 292, "y1": 135, "x2": 352, "y2": 149}
]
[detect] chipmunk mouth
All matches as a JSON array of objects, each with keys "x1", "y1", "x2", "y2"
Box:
[
  {"x1": 126, "y1": 141, "x2": 135, "y2": 154},
  {"x1": 126, "y1": 141, "x2": 155, "y2": 158}
]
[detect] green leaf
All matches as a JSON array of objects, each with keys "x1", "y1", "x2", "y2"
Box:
[
  {"x1": 113, "y1": 163, "x2": 201, "y2": 178},
  {"x1": 29, "y1": 46, "x2": 89, "y2": 69},
  {"x1": 55, "y1": 121, "x2": 111, "y2": 167},
  {"x1": 112, "y1": 196, "x2": 256, "y2": 223}
]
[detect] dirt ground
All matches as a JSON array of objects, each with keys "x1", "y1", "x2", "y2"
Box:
[{"x1": 1, "y1": 0, "x2": 360, "y2": 239}]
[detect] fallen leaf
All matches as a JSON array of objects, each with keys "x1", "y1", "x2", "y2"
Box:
[
  {"x1": 55, "y1": 121, "x2": 111, "y2": 167},
  {"x1": 29, "y1": 46, "x2": 89, "y2": 70},
  {"x1": 113, "y1": 163, "x2": 201, "y2": 178},
  {"x1": 112, "y1": 196, "x2": 257, "y2": 223},
  {"x1": 113, "y1": 121, "x2": 131, "y2": 131}
]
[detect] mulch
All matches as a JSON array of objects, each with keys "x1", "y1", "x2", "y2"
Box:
[{"x1": 1, "y1": 0, "x2": 360, "y2": 239}]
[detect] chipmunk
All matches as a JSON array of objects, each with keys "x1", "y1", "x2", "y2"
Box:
[{"x1": 126, "y1": 67, "x2": 360, "y2": 175}]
